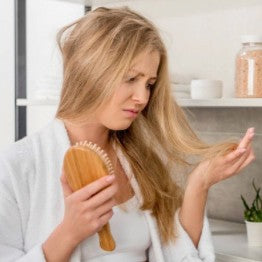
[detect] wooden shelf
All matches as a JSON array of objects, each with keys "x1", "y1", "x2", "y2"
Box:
[{"x1": 16, "y1": 98, "x2": 262, "y2": 108}]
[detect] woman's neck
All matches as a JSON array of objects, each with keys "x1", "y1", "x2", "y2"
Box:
[{"x1": 63, "y1": 119, "x2": 112, "y2": 152}]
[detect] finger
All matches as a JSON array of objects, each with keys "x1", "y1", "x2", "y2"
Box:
[
  {"x1": 225, "y1": 147, "x2": 247, "y2": 163},
  {"x1": 235, "y1": 142, "x2": 252, "y2": 163},
  {"x1": 225, "y1": 128, "x2": 254, "y2": 163},
  {"x1": 238, "y1": 153, "x2": 256, "y2": 170},
  {"x1": 87, "y1": 184, "x2": 118, "y2": 209},
  {"x1": 237, "y1": 127, "x2": 255, "y2": 149},
  {"x1": 235, "y1": 148, "x2": 256, "y2": 173},
  {"x1": 229, "y1": 143, "x2": 252, "y2": 172},
  {"x1": 73, "y1": 175, "x2": 115, "y2": 202},
  {"x1": 98, "y1": 210, "x2": 114, "y2": 229},
  {"x1": 60, "y1": 172, "x2": 73, "y2": 198},
  {"x1": 94, "y1": 198, "x2": 116, "y2": 217},
  {"x1": 227, "y1": 143, "x2": 255, "y2": 176}
]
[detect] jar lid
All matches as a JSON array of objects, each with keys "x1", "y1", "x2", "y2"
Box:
[{"x1": 241, "y1": 35, "x2": 262, "y2": 44}]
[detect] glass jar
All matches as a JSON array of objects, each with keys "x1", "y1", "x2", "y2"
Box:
[{"x1": 235, "y1": 35, "x2": 262, "y2": 98}]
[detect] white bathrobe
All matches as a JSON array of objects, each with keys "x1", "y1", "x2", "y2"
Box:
[{"x1": 0, "y1": 118, "x2": 215, "y2": 261}]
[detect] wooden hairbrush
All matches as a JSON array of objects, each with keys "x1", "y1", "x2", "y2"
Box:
[{"x1": 63, "y1": 140, "x2": 116, "y2": 251}]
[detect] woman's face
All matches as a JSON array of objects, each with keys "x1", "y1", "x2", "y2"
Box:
[{"x1": 97, "y1": 49, "x2": 160, "y2": 130}]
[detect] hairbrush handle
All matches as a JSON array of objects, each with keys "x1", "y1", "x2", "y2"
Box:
[
  {"x1": 63, "y1": 142, "x2": 117, "y2": 251},
  {"x1": 98, "y1": 223, "x2": 116, "y2": 251}
]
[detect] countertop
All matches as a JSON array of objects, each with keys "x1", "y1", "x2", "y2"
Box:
[{"x1": 209, "y1": 218, "x2": 262, "y2": 262}]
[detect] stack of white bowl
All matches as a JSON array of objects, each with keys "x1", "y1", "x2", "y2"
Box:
[{"x1": 170, "y1": 72, "x2": 192, "y2": 99}]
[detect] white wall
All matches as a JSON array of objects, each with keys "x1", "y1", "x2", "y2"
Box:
[
  {"x1": 93, "y1": 0, "x2": 262, "y2": 97},
  {"x1": 155, "y1": 5, "x2": 262, "y2": 97},
  {"x1": 26, "y1": 0, "x2": 84, "y2": 134},
  {"x1": 0, "y1": 0, "x2": 15, "y2": 150}
]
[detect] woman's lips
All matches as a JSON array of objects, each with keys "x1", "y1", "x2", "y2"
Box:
[{"x1": 123, "y1": 110, "x2": 138, "y2": 118}]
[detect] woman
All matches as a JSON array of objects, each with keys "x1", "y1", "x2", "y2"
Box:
[{"x1": 0, "y1": 6, "x2": 255, "y2": 262}]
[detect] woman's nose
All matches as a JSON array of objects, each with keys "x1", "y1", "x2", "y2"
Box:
[{"x1": 131, "y1": 84, "x2": 149, "y2": 105}]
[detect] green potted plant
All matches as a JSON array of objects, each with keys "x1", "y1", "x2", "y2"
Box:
[{"x1": 241, "y1": 178, "x2": 262, "y2": 246}]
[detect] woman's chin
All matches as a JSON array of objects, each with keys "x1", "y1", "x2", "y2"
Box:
[{"x1": 107, "y1": 121, "x2": 133, "y2": 131}]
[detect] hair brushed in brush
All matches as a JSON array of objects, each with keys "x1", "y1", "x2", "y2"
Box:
[{"x1": 63, "y1": 140, "x2": 116, "y2": 251}]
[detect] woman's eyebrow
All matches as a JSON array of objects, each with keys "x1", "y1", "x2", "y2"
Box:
[{"x1": 129, "y1": 69, "x2": 157, "y2": 79}]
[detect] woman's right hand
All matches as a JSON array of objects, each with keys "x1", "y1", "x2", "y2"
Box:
[{"x1": 60, "y1": 172, "x2": 118, "y2": 245}]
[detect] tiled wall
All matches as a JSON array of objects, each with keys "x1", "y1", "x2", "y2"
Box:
[{"x1": 184, "y1": 107, "x2": 262, "y2": 223}]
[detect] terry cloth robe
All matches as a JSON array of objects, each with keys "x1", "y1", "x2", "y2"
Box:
[{"x1": 0, "y1": 118, "x2": 215, "y2": 261}]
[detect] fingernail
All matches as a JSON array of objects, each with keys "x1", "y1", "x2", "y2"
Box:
[
  {"x1": 106, "y1": 175, "x2": 115, "y2": 182},
  {"x1": 249, "y1": 132, "x2": 255, "y2": 138},
  {"x1": 238, "y1": 148, "x2": 246, "y2": 153},
  {"x1": 248, "y1": 127, "x2": 255, "y2": 133}
]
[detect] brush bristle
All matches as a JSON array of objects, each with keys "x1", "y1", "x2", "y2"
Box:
[{"x1": 73, "y1": 140, "x2": 114, "y2": 176}]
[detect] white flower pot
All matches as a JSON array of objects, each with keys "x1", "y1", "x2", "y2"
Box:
[{"x1": 245, "y1": 220, "x2": 262, "y2": 246}]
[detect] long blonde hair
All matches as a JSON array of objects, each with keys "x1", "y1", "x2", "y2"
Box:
[{"x1": 56, "y1": 6, "x2": 239, "y2": 245}]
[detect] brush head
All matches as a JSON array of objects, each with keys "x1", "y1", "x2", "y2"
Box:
[{"x1": 63, "y1": 140, "x2": 115, "y2": 191}]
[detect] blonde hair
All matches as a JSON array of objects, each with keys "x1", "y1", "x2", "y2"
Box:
[{"x1": 56, "y1": 6, "x2": 239, "y2": 245}]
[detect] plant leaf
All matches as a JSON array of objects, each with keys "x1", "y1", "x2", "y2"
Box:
[
  {"x1": 255, "y1": 188, "x2": 260, "y2": 210},
  {"x1": 241, "y1": 195, "x2": 250, "y2": 210},
  {"x1": 252, "y1": 178, "x2": 257, "y2": 192}
]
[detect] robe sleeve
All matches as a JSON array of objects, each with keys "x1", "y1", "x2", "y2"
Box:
[
  {"x1": 162, "y1": 206, "x2": 216, "y2": 262},
  {"x1": 0, "y1": 157, "x2": 47, "y2": 261}
]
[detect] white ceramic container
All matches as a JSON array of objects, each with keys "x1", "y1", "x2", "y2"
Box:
[
  {"x1": 190, "y1": 79, "x2": 223, "y2": 99},
  {"x1": 245, "y1": 220, "x2": 262, "y2": 246}
]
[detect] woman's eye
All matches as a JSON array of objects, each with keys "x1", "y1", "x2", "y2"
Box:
[
  {"x1": 126, "y1": 77, "x2": 155, "y2": 89},
  {"x1": 128, "y1": 77, "x2": 136, "y2": 82},
  {"x1": 147, "y1": 83, "x2": 155, "y2": 90}
]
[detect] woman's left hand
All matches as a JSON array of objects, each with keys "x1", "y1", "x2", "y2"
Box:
[{"x1": 188, "y1": 127, "x2": 256, "y2": 191}]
